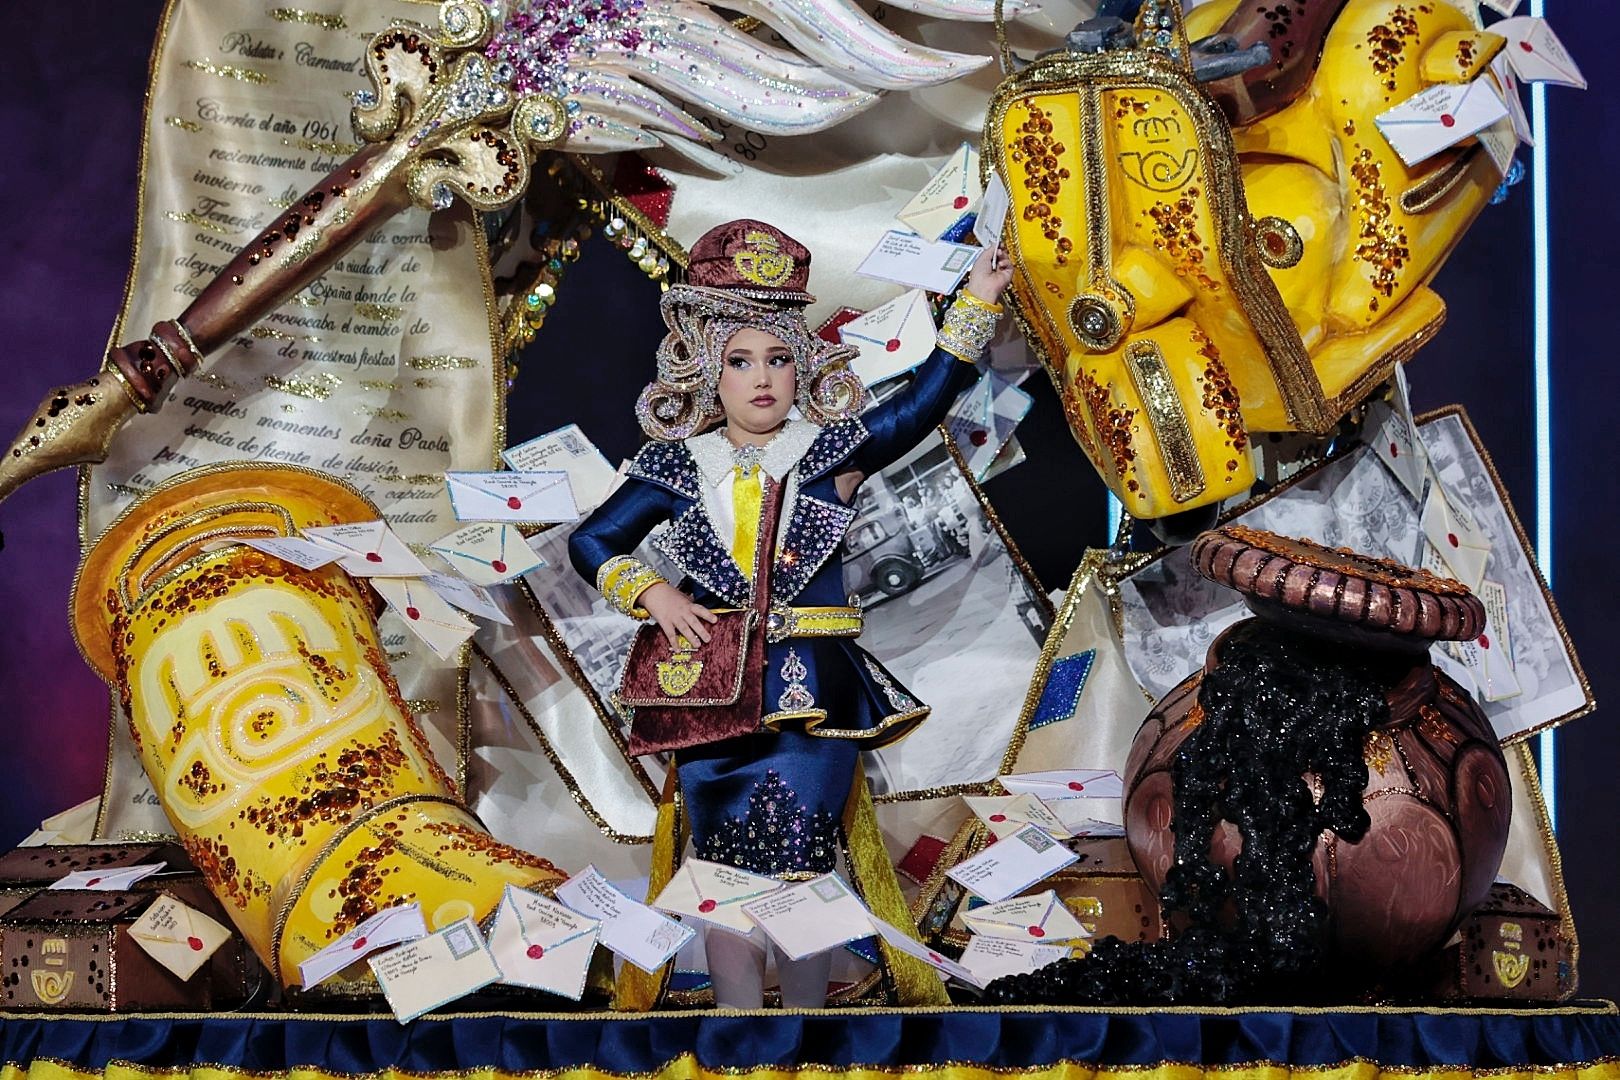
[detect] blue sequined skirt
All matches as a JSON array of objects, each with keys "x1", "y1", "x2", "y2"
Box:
[{"x1": 675, "y1": 639, "x2": 926, "y2": 879}]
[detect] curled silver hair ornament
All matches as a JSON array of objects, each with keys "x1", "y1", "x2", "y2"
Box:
[{"x1": 635, "y1": 285, "x2": 868, "y2": 441}]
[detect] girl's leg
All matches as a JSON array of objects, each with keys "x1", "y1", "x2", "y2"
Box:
[
  {"x1": 705, "y1": 927, "x2": 767, "y2": 1009},
  {"x1": 774, "y1": 947, "x2": 833, "y2": 1009}
]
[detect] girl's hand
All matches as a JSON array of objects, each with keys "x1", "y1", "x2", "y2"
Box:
[
  {"x1": 965, "y1": 246, "x2": 1014, "y2": 306},
  {"x1": 639, "y1": 582, "x2": 718, "y2": 648}
]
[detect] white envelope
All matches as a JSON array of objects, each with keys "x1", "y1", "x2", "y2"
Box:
[
  {"x1": 488, "y1": 884, "x2": 600, "y2": 1000},
  {"x1": 428, "y1": 522, "x2": 545, "y2": 586},
  {"x1": 962, "y1": 793, "x2": 1071, "y2": 841},
  {"x1": 1420, "y1": 474, "x2": 1491, "y2": 590},
  {"x1": 958, "y1": 935, "x2": 1068, "y2": 984},
  {"x1": 445, "y1": 470, "x2": 579, "y2": 524},
  {"x1": 299, "y1": 902, "x2": 428, "y2": 989},
  {"x1": 998, "y1": 769, "x2": 1124, "y2": 801},
  {"x1": 945, "y1": 824, "x2": 1079, "y2": 903},
  {"x1": 1493, "y1": 17, "x2": 1585, "y2": 89},
  {"x1": 839, "y1": 289, "x2": 939, "y2": 388},
  {"x1": 235, "y1": 536, "x2": 342, "y2": 571},
  {"x1": 302, "y1": 520, "x2": 430, "y2": 578},
  {"x1": 946, "y1": 373, "x2": 1033, "y2": 481},
  {"x1": 868, "y1": 913, "x2": 983, "y2": 989},
  {"x1": 980, "y1": 435, "x2": 1026, "y2": 483},
  {"x1": 740, "y1": 874, "x2": 875, "y2": 961},
  {"x1": 1446, "y1": 578, "x2": 1522, "y2": 703},
  {"x1": 973, "y1": 171, "x2": 1011, "y2": 254},
  {"x1": 1053, "y1": 814, "x2": 1126, "y2": 839},
  {"x1": 555, "y1": 866, "x2": 694, "y2": 974},
  {"x1": 963, "y1": 890, "x2": 1090, "y2": 943},
  {"x1": 1367, "y1": 364, "x2": 1428, "y2": 501},
  {"x1": 49, "y1": 863, "x2": 165, "y2": 891},
  {"x1": 896, "y1": 142, "x2": 982, "y2": 242},
  {"x1": 1375, "y1": 80, "x2": 1510, "y2": 167},
  {"x1": 652, "y1": 858, "x2": 784, "y2": 936},
  {"x1": 856, "y1": 230, "x2": 980, "y2": 295},
  {"x1": 371, "y1": 578, "x2": 477, "y2": 661},
  {"x1": 129, "y1": 893, "x2": 233, "y2": 981},
  {"x1": 1488, "y1": 54, "x2": 1535, "y2": 146},
  {"x1": 422, "y1": 572, "x2": 512, "y2": 626},
  {"x1": 501, "y1": 424, "x2": 619, "y2": 514},
  {"x1": 367, "y1": 917, "x2": 501, "y2": 1023},
  {"x1": 1482, "y1": 0, "x2": 1521, "y2": 15}
]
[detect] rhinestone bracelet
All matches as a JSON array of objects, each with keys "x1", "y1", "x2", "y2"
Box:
[
  {"x1": 937, "y1": 291, "x2": 1003, "y2": 362},
  {"x1": 597, "y1": 555, "x2": 666, "y2": 619}
]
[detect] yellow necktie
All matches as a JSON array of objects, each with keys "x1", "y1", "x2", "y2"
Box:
[{"x1": 730, "y1": 464, "x2": 764, "y2": 580}]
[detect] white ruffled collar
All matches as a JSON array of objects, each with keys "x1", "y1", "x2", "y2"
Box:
[{"x1": 686, "y1": 420, "x2": 821, "y2": 490}]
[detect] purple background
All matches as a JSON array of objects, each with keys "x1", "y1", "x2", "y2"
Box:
[{"x1": 4, "y1": 6, "x2": 1616, "y2": 995}]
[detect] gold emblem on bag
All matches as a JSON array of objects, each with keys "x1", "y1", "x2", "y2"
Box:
[
  {"x1": 1493, "y1": 949, "x2": 1529, "y2": 989},
  {"x1": 657, "y1": 634, "x2": 704, "y2": 697},
  {"x1": 733, "y1": 230, "x2": 794, "y2": 287}
]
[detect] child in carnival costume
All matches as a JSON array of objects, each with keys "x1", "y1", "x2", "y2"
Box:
[{"x1": 570, "y1": 219, "x2": 1010, "y2": 1007}]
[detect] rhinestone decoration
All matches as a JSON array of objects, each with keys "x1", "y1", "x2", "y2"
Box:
[
  {"x1": 483, "y1": 0, "x2": 646, "y2": 99},
  {"x1": 796, "y1": 418, "x2": 869, "y2": 481},
  {"x1": 862, "y1": 655, "x2": 917, "y2": 713},
  {"x1": 776, "y1": 648, "x2": 816, "y2": 712},
  {"x1": 651, "y1": 504, "x2": 753, "y2": 607},
  {"x1": 627, "y1": 440, "x2": 702, "y2": 500},
  {"x1": 772, "y1": 493, "x2": 857, "y2": 602},
  {"x1": 698, "y1": 770, "x2": 839, "y2": 877},
  {"x1": 937, "y1": 294, "x2": 1001, "y2": 361}
]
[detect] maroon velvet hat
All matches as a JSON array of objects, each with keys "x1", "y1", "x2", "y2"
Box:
[{"x1": 684, "y1": 219, "x2": 815, "y2": 304}]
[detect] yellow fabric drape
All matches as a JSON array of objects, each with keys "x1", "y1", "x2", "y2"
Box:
[
  {"x1": 9, "y1": 1059, "x2": 1620, "y2": 1080},
  {"x1": 843, "y1": 763, "x2": 951, "y2": 1006},
  {"x1": 730, "y1": 465, "x2": 764, "y2": 580}
]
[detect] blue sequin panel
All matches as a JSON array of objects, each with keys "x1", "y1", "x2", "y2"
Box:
[{"x1": 1029, "y1": 650, "x2": 1095, "y2": 731}]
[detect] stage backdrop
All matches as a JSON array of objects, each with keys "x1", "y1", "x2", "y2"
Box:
[{"x1": 1, "y1": 3, "x2": 1614, "y2": 995}]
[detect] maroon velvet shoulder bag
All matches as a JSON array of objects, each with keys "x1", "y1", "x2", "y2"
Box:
[{"x1": 618, "y1": 477, "x2": 784, "y2": 756}]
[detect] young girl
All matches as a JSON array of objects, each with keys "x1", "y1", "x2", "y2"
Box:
[{"x1": 570, "y1": 219, "x2": 1010, "y2": 1007}]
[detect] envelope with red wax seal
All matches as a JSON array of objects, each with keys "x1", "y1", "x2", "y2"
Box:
[
  {"x1": 1493, "y1": 17, "x2": 1585, "y2": 89},
  {"x1": 371, "y1": 577, "x2": 477, "y2": 660},
  {"x1": 963, "y1": 889, "x2": 1089, "y2": 943},
  {"x1": 962, "y1": 793, "x2": 1071, "y2": 840},
  {"x1": 1375, "y1": 80, "x2": 1510, "y2": 167},
  {"x1": 651, "y1": 858, "x2": 783, "y2": 936},
  {"x1": 896, "y1": 142, "x2": 982, "y2": 242},
  {"x1": 445, "y1": 470, "x2": 578, "y2": 524},
  {"x1": 128, "y1": 893, "x2": 233, "y2": 981},
  {"x1": 488, "y1": 884, "x2": 600, "y2": 999},
  {"x1": 428, "y1": 522, "x2": 545, "y2": 586},
  {"x1": 302, "y1": 519, "x2": 429, "y2": 578},
  {"x1": 839, "y1": 289, "x2": 938, "y2": 388},
  {"x1": 997, "y1": 768, "x2": 1124, "y2": 801}
]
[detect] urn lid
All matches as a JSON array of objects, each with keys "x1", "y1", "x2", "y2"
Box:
[{"x1": 1190, "y1": 525, "x2": 1486, "y2": 643}]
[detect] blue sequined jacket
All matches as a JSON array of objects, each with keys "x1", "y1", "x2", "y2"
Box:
[{"x1": 569, "y1": 347, "x2": 977, "y2": 746}]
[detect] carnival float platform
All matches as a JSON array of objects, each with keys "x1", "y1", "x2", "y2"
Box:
[
  {"x1": 4, "y1": 1005, "x2": 1620, "y2": 1080},
  {"x1": 2, "y1": 0, "x2": 1619, "y2": 1074}
]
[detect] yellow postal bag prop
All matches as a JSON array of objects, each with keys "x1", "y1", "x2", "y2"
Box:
[{"x1": 985, "y1": 0, "x2": 1511, "y2": 521}]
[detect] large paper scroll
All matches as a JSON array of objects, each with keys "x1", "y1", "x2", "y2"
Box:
[{"x1": 91, "y1": 0, "x2": 503, "y2": 838}]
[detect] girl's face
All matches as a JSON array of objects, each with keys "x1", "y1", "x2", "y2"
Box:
[{"x1": 717, "y1": 327, "x2": 796, "y2": 436}]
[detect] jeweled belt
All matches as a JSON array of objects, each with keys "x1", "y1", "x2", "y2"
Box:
[{"x1": 710, "y1": 604, "x2": 864, "y2": 642}]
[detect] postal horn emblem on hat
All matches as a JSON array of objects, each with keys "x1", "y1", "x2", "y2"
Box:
[{"x1": 732, "y1": 229, "x2": 795, "y2": 288}]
